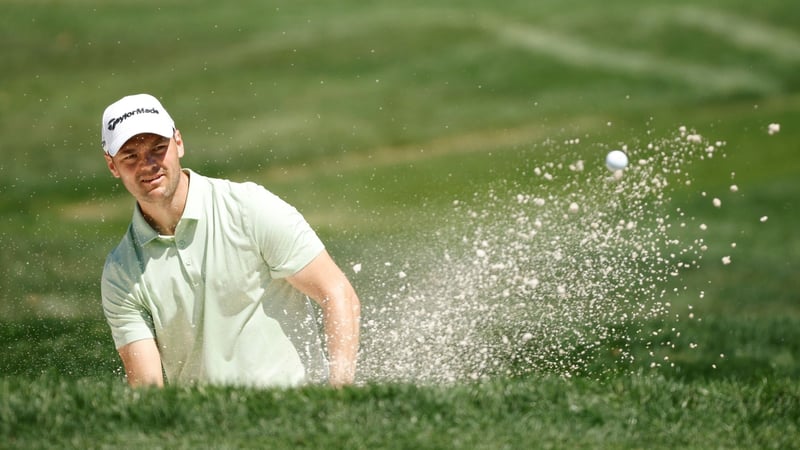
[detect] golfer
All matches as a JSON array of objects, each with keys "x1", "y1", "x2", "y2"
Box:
[{"x1": 100, "y1": 93, "x2": 360, "y2": 388}]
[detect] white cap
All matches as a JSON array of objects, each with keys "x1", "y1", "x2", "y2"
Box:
[{"x1": 101, "y1": 93, "x2": 175, "y2": 156}]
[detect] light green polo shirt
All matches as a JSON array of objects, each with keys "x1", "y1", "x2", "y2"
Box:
[{"x1": 101, "y1": 169, "x2": 327, "y2": 387}]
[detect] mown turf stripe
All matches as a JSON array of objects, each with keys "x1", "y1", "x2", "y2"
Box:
[
  {"x1": 483, "y1": 16, "x2": 778, "y2": 95},
  {"x1": 651, "y1": 5, "x2": 800, "y2": 63}
]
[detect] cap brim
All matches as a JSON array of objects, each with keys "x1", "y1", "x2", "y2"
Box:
[{"x1": 106, "y1": 121, "x2": 174, "y2": 156}]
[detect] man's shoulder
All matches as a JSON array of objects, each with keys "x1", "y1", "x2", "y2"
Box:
[
  {"x1": 103, "y1": 225, "x2": 138, "y2": 278},
  {"x1": 196, "y1": 171, "x2": 279, "y2": 205}
]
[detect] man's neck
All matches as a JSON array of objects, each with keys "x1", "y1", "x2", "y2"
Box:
[{"x1": 139, "y1": 170, "x2": 190, "y2": 236}]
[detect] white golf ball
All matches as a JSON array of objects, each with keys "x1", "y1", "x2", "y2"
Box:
[{"x1": 605, "y1": 150, "x2": 628, "y2": 171}]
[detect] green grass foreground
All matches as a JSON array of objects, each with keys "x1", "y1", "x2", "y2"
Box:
[
  {"x1": 2, "y1": 375, "x2": 798, "y2": 449},
  {"x1": 1, "y1": 0, "x2": 799, "y2": 447}
]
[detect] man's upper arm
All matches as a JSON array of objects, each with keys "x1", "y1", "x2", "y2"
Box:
[
  {"x1": 118, "y1": 339, "x2": 164, "y2": 387},
  {"x1": 286, "y1": 250, "x2": 354, "y2": 305},
  {"x1": 287, "y1": 250, "x2": 360, "y2": 386},
  {"x1": 101, "y1": 259, "x2": 156, "y2": 349},
  {"x1": 103, "y1": 272, "x2": 162, "y2": 386}
]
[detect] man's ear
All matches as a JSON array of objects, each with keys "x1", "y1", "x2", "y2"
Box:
[
  {"x1": 174, "y1": 129, "x2": 185, "y2": 158},
  {"x1": 104, "y1": 153, "x2": 121, "y2": 178}
]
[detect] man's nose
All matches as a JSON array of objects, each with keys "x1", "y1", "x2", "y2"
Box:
[{"x1": 144, "y1": 151, "x2": 159, "y2": 165}]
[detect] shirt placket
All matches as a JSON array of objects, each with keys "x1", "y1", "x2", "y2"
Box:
[{"x1": 174, "y1": 230, "x2": 204, "y2": 325}]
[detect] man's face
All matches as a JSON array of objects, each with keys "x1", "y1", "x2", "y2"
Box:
[{"x1": 104, "y1": 131, "x2": 185, "y2": 206}]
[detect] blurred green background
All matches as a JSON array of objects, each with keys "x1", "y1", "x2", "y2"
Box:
[
  {"x1": 2, "y1": 0, "x2": 799, "y2": 447},
  {"x1": 1, "y1": 0, "x2": 798, "y2": 392}
]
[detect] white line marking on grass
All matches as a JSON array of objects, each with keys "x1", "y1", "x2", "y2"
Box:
[
  {"x1": 656, "y1": 6, "x2": 800, "y2": 63},
  {"x1": 482, "y1": 17, "x2": 778, "y2": 95}
]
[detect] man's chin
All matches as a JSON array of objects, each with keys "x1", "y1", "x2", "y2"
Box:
[{"x1": 135, "y1": 186, "x2": 170, "y2": 204}]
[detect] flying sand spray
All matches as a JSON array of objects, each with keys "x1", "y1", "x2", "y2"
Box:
[{"x1": 353, "y1": 125, "x2": 736, "y2": 384}]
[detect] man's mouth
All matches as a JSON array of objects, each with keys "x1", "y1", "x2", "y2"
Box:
[{"x1": 142, "y1": 173, "x2": 164, "y2": 184}]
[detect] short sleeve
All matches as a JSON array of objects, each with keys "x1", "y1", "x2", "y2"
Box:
[
  {"x1": 101, "y1": 257, "x2": 156, "y2": 349},
  {"x1": 238, "y1": 182, "x2": 325, "y2": 279}
]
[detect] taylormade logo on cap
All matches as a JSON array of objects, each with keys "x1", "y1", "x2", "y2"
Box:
[
  {"x1": 101, "y1": 94, "x2": 175, "y2": 157},
  {"x1": 106, "y1": 107, "x2": 161, "y2": 131}
]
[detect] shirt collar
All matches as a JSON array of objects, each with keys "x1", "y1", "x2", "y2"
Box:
[
  {"x1": 130, "y1": 168, "x2": 205, "y2": 246},
  {"x1": 180, "y1": 169, "x2": 204, "y2": 223}
]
